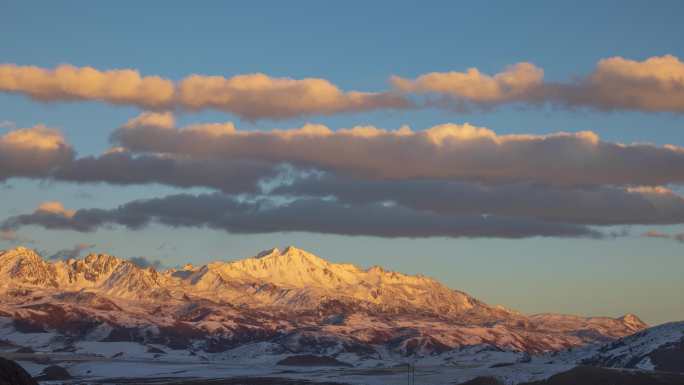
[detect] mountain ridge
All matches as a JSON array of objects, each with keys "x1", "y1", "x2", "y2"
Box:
[{"x1": 0, "y1": 246, "x2": 647, "y2": 355}]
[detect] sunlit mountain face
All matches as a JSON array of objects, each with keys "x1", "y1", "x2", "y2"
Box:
[
  {"x1": 1, "y1": 245, "x2": 682, "y2": 384},
  {"x1": 0, "y1": 246, "x2": 646, "y2": 354},
  {"x1": 2, "y1": 2, "x2": 684, "y2": 385},
  {"x1": 0, "y1": 246, "x2": 663, "y2": 384}
]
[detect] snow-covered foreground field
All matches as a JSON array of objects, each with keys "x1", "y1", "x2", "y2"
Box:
[
  {"x1": 11, "y1": 357, "x2": 573, "y2": 385},
  {"x1": 2, "y1": 340, "x2": 574, "y2": 385},
  {"x1": 2, "y1": 321, "x2": 684, "y2": 384}
]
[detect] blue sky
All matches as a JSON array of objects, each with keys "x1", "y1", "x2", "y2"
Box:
[{"x1": 1, "y1": 1, "x2": 683, "y2": 325}]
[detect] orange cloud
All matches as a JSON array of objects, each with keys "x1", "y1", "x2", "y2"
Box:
[
  {"x1": 113, "y1": 112, "x2": 684, "y2": 186},
  {"x1": 642, "y1": 230, "x2": 684, "y2": 243},
  {"x1": 0, "y1": 124, "x2": 68, "y2": 150},
  {"x1": 394, "y1": 55, "x2": 684, "y2": 113},
  {"x1": 36, "y1": 201, "x2": 76, "y2": 218},
  {"x1": 178, "y1": 73, "x2": 410, "y2": 119},
  {"x1": 0, "y1": 125, "x2": 74, "y2": 180},
  {"x1": 0, "y1": 64, "x2": 410, "y2": 119},
  {"x1": 3, "y1": 56, "x2": 683, "y2": 116},
  {"x1": 122, "y1": 111, "x2": 175, "y2": 129},
  {"x1": 643, "y1": 230, "x2": 671, "y2": 239},
  {"x1": 557, "y1": 54, "x2": 684, "y2": 112},
  {"x1": 0, "y1": 64, "x2": 175, "y2": 109},
  {"x1": 392, "y1": 62, "x2": 544, "y2": 104}
]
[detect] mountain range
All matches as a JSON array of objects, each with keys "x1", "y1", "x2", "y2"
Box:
[{"x1": 0, "y1": 245, "x2": 646, "y2": 359}]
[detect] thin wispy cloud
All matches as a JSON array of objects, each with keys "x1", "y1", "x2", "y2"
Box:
[
  {"x1": 0, "y1": 120, "x2": 16, "y2": 130},
  {"x1": 128, "y1": 255, "x2": 163, "y2": 269},
  {"x1": 48, "y1": 242, "x2": 95, "y2": 260},
  {"x1": 642, "y1": 230, "x2": 684, "y2": 243},
  {"x1": 0, "y1": 229, "x2": 33, "y2": 245}
]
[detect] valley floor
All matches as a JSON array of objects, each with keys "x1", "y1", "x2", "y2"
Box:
[
  {"x1": 10, "y1": 356, "x2": 684, "y2": 385},
  {"x1": 5, "y1": 351, "x2": 573, "y2": 385}
]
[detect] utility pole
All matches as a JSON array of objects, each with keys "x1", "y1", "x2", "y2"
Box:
[{"x1": 406, "y1": 363, "x2": 415, "y2": 385}]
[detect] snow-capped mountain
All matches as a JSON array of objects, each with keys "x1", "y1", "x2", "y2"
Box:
[
  {"x1": 579, "y1": 320, "x2": 684, "y2": 372},
  {"x1": 0, "y1": 246, "x2": 647, "y2": 359}
]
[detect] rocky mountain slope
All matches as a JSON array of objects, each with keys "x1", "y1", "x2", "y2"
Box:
[
  {"x1": 578, "y1": 320, "x2": 684, "y2": 372},
  {"x1": 463, "y1": 323, "x2": 684, "y2": 385},
  {"x1": 0, "y1": 246, "x2": 646, "y2": 358}
]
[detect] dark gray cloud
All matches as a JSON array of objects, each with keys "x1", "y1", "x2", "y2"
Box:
[
  {"x1": 48, "y1": 243, "x2": 95, "y2": 260},
  {"x1": 0, "y1": 230, "x2": 34, "y2": 245},
  {"x1": 128, "y1": 256, "x2": 162, "y2": 269},
  {"x1": 276, "y1": 176, "x2": 684, "y2": 225},
  {"x1": 54, "y1": 151, "x2": 280, "y2": 194},
  {"x1": 0, "y1": 126, "x2": 280, "y2": 193},
  {"x1": 0, "y1": 194, "x2": 599, "y2": 239},
  {"x1": 113, "y1": 114, "x2": 684, "y2": 187},
  {"x1": 0, "y1": 125, "x2": 74, "y2": 181}
]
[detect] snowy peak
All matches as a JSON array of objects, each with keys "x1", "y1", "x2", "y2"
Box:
[
  {"x1": 0, "y1": 247, "x2": 165, "y2": 298},
  {"x1": 0, "y1": 246, "x2": 43, "y2": 265},
  {"x1": 204, "y1": 246, "x2": 361, "y2": 289},
  {"x1": 0, "y1": 246, "x2": 59, "y2": 288},
  {"x1": 60, "y1": 253, "x2": 128, "y2": 283},
  {"x1": 207, "y1": 245, "x2": 449, "y2": 296},
  {"x1": 252, "y1": 245, "x2": 331, "y2": 268},
  {"x1": 619, "y1": 313, "x2": 648, "y2": 330},
  {"x1": 255, "y1": 247, "x2": 280, "y2": 258}
]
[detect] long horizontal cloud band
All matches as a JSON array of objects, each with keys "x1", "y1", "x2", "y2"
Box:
[
  {"x1": 277, "y1": 177, "x2": 684, "y2": 225},
  {"x1": 0, "y1": 64, "x2": 410, "y2": 119},
  {"x1": 2, "y1": 55, "x2": 684, "y2": 118},
  {"x1": 0, "y1": 195, "x2": 600, "y2": 239},
  {"x1": 114, "y1": 113, "x2": 684, "y2": 186},
  {"x1": 5, "y1": 122, "x2": 684, "y2": 229},
  {"x1": 392, "y1": 55, "x2": 684, "y2": 112},
  {"x1": 10, "y1": 119, "x2": 684, "y2": 189}
]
